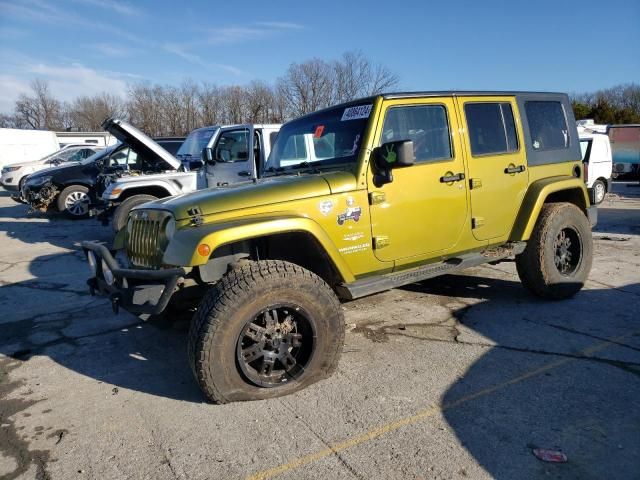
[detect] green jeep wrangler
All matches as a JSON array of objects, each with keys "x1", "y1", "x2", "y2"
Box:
[{"x1": 83, "y1": 91, "x2": 596, "y2": 403}]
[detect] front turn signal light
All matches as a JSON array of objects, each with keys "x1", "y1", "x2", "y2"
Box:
[{"x1": 197, "y1": 244, "x2": 211, "y2": 257}]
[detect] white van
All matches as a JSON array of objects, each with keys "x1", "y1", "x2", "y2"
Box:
[
  {"x1": 580, "y1": 133, "x2": 613, "y2": 204},
  {"x1": 55, "y1": 131, "x2": 117, "y2": 148},
  {"x1": 0, "y1": 128, "x2": 60, "y2": 169}
]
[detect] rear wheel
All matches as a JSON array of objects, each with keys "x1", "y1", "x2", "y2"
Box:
[
  {"x1": 112, "y1": 194, "x2": 158, "y2": 232},
  {"x1": 592, "y1": 179, "x2": 606, "y2": 204},
  {"x1": 57, "y1": 185, "x2": 91, "y2": 218},
  {"x1": 516, "y1": 202, "x2": 592, "y2": 299},
  {"x1": 188, "y1": 260, "x2": 344, "y2": 403}
]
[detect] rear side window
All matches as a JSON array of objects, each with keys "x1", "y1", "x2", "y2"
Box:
[
  {"x1": 525, "y1": 101, "x2": 569, "y2": 151},
  {"x1": 465, "y1": 103, "x2": 518, "y2": 156},
  {"x1": 580, "y1": 139, "x2": 592, "y2": 163},
  {"x1": 381, "y1": 105, "x2": 452, "y2": 163}
]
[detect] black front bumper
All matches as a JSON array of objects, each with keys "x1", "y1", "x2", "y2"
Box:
[{"x1": 82, "y1": 241, "x2": 186, "y2": 315}]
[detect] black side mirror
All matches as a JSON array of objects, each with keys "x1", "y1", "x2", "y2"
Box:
[
  {"x1": 202, "y1": 147, "x2": 214, "y2": 165},
  {"x1": 371, "y1": 140, "x2": 415, "y2": 186}
]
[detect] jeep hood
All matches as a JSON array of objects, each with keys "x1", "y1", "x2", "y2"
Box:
[
  {"x1": 144, "y1": 171, "x2": 357, "y2": 220},
  {"x1": 102, "y1": 118, "x2": 181, "y2": 170}
]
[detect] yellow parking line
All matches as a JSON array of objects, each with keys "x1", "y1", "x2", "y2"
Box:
[{"x1": 246, "y1": 332, "x2": 636, "y2": 480}]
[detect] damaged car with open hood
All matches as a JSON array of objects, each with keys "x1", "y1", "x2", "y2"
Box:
[{"x1": 21, "y1": 120, "x2": 183, "y2": 218}]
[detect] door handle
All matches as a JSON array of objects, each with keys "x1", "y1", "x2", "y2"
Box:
[
  {"x1": 238, "y1": 171, "x2": 251, "y2": 177},
  {"x1": 440, "y1": 172, "x2": 465, "y2": 183},
  {"x1": 504, "y1": 165, "x2": 526, "y2": 174}
]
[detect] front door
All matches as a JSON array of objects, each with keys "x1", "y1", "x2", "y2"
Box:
[
  {"x1": 369, "y1": 99, "x2": 469, "y2": 262},
  {"x1": 206, "y1": 128, "x2": 254, "y2": 188},
  {"x1": 457, "y1": 97, "x2": 529, "y2": 241}
]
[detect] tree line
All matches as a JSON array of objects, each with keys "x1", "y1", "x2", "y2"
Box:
[
  {"x1": 0, "y1": 51, "x2": 399, "y2": 137},
  {"x1": 571, "y1": 83, "x2": 640, "y2": 124}
]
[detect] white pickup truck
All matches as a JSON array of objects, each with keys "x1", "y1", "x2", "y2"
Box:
[{"x1": 97, "y1": 121, "x2": 281, "y2": 231}]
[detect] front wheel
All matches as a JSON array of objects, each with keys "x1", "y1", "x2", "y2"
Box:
[
  {"x1": 57, "y1": 185, "x2": 91, "y2": 218},
  {"x1": 516, "y1": 202, "x2": 593, "y2": 299},
  {"x1": 188, "y1": 260, "x2": 344, "y2": 403}
]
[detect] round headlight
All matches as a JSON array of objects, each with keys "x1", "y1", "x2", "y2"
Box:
[
  {"x1": 101, "y1": 259, "x2": 115, "y2": 286},
  {"x1": 87, "y1": 251, "x2": 97, "y2": 274},
  {"x1": 165, "y1": 217, "x2": 176, "y2": 241}
]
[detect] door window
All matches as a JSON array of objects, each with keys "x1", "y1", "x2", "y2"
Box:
[
  {"x1": 214, "y1": 130, "x2": 249, "y2": 163},
  {"x1": 381, "y1": 105, "x2": 452, "y2": 163},
  {"x1": 465, "y1": 103, "x2": 519, "y2": 156}
]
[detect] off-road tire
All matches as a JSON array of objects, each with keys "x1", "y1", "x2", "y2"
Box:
[
  {"x1": 188, "y1": 260, "x2": 344, "y2": 404},
  {"x1": 112, "y1": 194, "x2": 158, "y2": 233},
  {"x1": 57, "y1": 185, "x2": 91, "y2": 219},
  {"x1": 592, "y1": 179, "x2": 606, "y2": 204},
  {"x1": 516, "y1": 202, "x2": 592, "y2": 299}
]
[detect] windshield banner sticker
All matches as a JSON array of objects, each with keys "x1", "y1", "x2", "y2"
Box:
[{"x1": 341, "y1": 105, "x2": 372, "y2": 121}]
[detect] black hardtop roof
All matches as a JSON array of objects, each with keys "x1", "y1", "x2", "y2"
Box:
[{"x1": 289, "y1": 91, "x2": 568, "y2": 123}]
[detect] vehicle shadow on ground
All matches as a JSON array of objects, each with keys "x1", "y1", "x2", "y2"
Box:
[
  {"x1": 403, "y1": 274, "x2": 640, "y2": 479},
  {"x1": 593, "y1": 207, "x2": 640, "y2": 236},
  {"x1": 0, "y1": 254, "x2": 205, "y2": 403}
]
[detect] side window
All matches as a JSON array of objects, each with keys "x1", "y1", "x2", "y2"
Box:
[
  {"x1": 109, "y1": 148, "x2": 129, "y2": 166},
  {"x1": 465, "y1": 103, "x2": 519, "y2": 156},
  {"x1": 580, "y1": 139, "x2": 592, "y2": 162},
  {"x1": 381, "y1": 105, "x2": 452, "y2": 163},
  {"x1": 214, "y1": 130, "x2": 249, "y2": 163},
  {"x1": 281, "y1": 135, "x2": 308, "y2": 161},
  {"x1": 525, "y1": 101, "x2": 569, "y2": 151}
]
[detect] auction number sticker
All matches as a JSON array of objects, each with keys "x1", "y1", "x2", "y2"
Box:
[{"x1": 341, "y1": 104, "x2": 372, "y2": 121}]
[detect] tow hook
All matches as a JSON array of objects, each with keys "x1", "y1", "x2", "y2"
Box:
[{"x1": 110, "y1": 293, "x2": 121, "y2": 315}]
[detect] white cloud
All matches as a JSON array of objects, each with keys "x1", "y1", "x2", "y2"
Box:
[
  {"x1": 92, "y1": 43, "x2": 141, "y2": 58},
  {"x1": 68, "y1": 0, "x2": 141, "y2": 16},
  {"x1": 0, "y1": 50, "x2": 136, "y2": 113},
  {"x1": 162, "y1": 43, "x2": 245, "y2": 76},
  {"x1": 25, "y1": 63, "x2": 130, "y2": 101},
  {"x1": 0, "y1": 74, "x2": 33, "y2": 112}
]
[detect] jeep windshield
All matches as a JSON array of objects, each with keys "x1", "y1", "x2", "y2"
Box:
[
  {"x1": 176, "y1": 127, "x2": 219, "y2": 160},
  {"x1": 264, "y1": 103, "x2": 373, "y2": 175}
]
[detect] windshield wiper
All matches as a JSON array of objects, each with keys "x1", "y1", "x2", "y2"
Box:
[
  {"x1": 264, "y1": 166, "x2": 285, "y2": 175},
  {"x1": 287, "y1": 161, "x2": 322, "y2": 174}
]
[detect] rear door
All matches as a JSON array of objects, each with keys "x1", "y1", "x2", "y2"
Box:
[{"x1": 457, "y1": 96, "x2": 528, "y2": 241}]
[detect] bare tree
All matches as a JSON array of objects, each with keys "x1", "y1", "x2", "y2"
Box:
[
  {"x1": 68, "y1": 93, "x2": 126, "y2": 131},
  {"x1": 198, "y1": 82, "x2": 224, "y2": 126},
  {"x1": 14, "y1": 79, "x2": 64, "y2": 129},
  {"x1": 224, "y1": 86, "x2": 247, "y2": 124},
  {"x1": 277, "y1": 58, "x2": 334, "y2": 117}
]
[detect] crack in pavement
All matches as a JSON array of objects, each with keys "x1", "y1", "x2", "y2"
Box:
[
  {"x1": 278, "y1": 397, "x2": 365, "y2": 480},
  {"x1": 522, "y1": 317, "x2": 640, "y2": 353}
]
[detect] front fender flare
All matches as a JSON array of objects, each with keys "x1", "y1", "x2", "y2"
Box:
[
  {"x1": 162, "y1": 215, "x2": 355, "y2": 283},
  {"x1": 510, "y1": 176, "x2": 590, "y2": 241}
]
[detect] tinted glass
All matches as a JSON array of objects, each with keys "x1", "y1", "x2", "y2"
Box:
[
  {"x1": 580, "y1": 139, "x2": 592, "y2": 162},
  {"x1": 266, "y1": 103, "x2": 371, "y2": 172},
  {"x1": 177, "y1": 127, "x2": 219, "y2": 158},
  {"x1": 525, "y1": 101, "x2": 569, "y2": 150},
  {"x1": 465, "y1": 103, "x2": 518, "y2": 156},
  {"x1": 214, "y1": 130, "x2": 249, "y2": 163},
  {"x1": 382, "y1": 105, "x2": 452, "y2": 163}
]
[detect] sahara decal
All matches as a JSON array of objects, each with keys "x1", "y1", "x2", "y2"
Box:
[
  {"x1": 341, "y1": 104, "x2": 372, "y2": 121},
  {"x1": 343, "y1": 232, "x2": 364, "y2": 242},
  {"x1": 338, "y1": 243, "x2": 371, "y2": 255}
]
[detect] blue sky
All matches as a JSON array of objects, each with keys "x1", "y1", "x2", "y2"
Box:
[{"x1": 0, "y1": 0, "x2": 638, "y2": 113}]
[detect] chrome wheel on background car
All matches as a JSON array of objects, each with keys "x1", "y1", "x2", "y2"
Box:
[
  {"x1": 65, "y1": 191, "x2": 90, "y2": 216},
  {"x1": 57, "y1": 185, "x2": 91, "y2": 218}
]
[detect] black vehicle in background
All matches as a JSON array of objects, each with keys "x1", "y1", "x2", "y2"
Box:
[
  {"x1": 153, "y1": 136, "x2": 185, "y2": 156},
  {"x1": 21, "y1": 138, "x2": 180, "y2": 218}
]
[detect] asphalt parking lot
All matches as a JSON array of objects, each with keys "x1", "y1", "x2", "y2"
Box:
[{"x1": 1, "y1": 183, "x2": 639, "y2": 480}]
